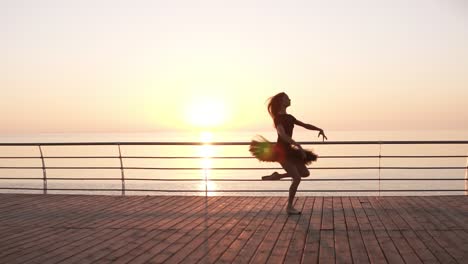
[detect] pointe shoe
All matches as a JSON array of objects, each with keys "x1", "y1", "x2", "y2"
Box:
[
  {"x1": 286, "y1": 207, "x2": 301, "y2": 215},
  {"x1": 261, "y1": 172, "x2": 280, "y2": 180}
]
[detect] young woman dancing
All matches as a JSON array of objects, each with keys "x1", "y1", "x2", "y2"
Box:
[{"x1": 249, "y1": 92, "x2": 327, "y2": 215}]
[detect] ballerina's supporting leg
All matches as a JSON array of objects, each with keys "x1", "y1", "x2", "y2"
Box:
[{"x1": 279, "y1": 161, "x2": 302, "y2": 215}]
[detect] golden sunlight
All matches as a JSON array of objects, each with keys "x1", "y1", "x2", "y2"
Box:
[
  {"x1": 200, "y1": 131, "x2": 213, "y2": 143},
  {"x1": 197, "y1": 131, "x2": 218, "y2": 193},
  {"x1": 199, "y1": 135, "x2": 214, "y2": 168},
  {"x1": 185, "y1": 96, "x2": 228, "y2": 128}
]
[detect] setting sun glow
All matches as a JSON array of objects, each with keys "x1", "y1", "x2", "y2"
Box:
[{"x1": 185, "y1": 96, "x2": 228, "y2": 128}]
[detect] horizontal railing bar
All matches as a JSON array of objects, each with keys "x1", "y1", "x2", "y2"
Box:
[
  {"x1": 0, "y1": 177, "x2": 44, "y2": 180},
  {"x1": 0, "y1": 156, "x2": 121, "y2": 159},
  {"x1": 125, "y1": 166, "x2": 467, "y2": 170},
  {"x1": 112, "y1": 155, "x2": 468, "y2": 159},
  {"x1": 0, "y1": 177, "x2": 43, "y2": 180},
  {"x1": 0, "y1": 187, "x2": 464, "y2": 192},
  {"x1": 0, "y1": 187, "x2": 124, "y2": 191},
  {"x1": 0, "y1": 177, "x2": 464, "y2": 181},
  {"x1": 0, "y1": 177, "x2": 117, "y2": 180},
  {"x1": 121, "y1": 178, "x2": 468, "y2": 181},
  {"x1": 0, "y1": 140, "x2": 467, "y2": 146},
  {"x1": 1, "y1": 166, "x2": 466, "y2": 170},
  {"x1": 1, "y1": 155, "x2": 467, "y2": 159},
  {"x1": 0, "y1": 187, "x2": 45, "y2": 190},
  {"x1": 0, "y1": 157, "x2": 42, "y2": 159},
  {"x1": 125, "y1": 189, "x2": 466, "y2": 192}
]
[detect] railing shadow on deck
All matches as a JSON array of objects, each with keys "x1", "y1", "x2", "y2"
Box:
[{"x1": 0, "y1": 140, "x2": 467, "y2": 195}]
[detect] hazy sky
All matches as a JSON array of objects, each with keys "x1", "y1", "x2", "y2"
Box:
[{"x1": 2, "y1": 0, "x2": 467, "y2": 133}]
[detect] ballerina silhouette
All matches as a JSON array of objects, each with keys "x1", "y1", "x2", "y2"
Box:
[{"x1": 249, "y1": 92, "x2": 327, "y2": 215}]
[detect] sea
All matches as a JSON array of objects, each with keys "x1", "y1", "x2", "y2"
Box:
[{"x1": 0, "y1": 130, "x2": 467, "y2": 196}]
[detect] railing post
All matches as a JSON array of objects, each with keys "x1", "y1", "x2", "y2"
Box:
[
  {"x1": 38, "y1": 145, "x2": 47, "y2": 194},
  {"x1": 118, "y1": 144, "x2": 125, "y2": 196}
]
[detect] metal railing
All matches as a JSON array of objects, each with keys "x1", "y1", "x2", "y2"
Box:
[{"x1": 0, "y1": 140, "x2": 467, "y2": 195}]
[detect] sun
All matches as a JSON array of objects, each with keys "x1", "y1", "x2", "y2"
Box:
[{"x1": 185, "y1": 96, "x2": 228, "y2": 128}]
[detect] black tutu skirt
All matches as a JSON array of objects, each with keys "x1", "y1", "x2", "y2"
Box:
[{"x1": 249, "y1": 136, "x2": 318, "y2": 165}]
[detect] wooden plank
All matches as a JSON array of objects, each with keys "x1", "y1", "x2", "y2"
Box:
[
  {"x1": 0, "y1": 194, "x2": 136, "y2": 250},
  {"x1": 0, "y1": 194, "x2": 73, "y2": 226},
  {"x1": 266, "y1": 197, "x2": 307, "y2": 263},
  {"x1": 283, "y1": 197, "x2": 314, "y2": 264},
  {"x1": 231, "y1": 198, "x2": 286, "y2": 264},
  {"x1": 387, "y1": 230, "x2": 423, "y2": 264},
  {"x1": 375, "y1": 197, "x2": 410, "y2": 231},
  {"x1": 414, "y1": 197, "x2": 467, "y2": 262},
  {"x1": 321, "y1": 197, "x2": 334, "y2": 230},
  {"x1": 302, "y1": 196, "x2": 323, "y2": 263},
  {"x1": 113, "y1": 196, "x2": 241, "y2": 264},
  {"x1": 83, "y1": 196, "x2": 161, "y2": 229},
  {"x1": 367, "y1": 197, "x2": 399, "y2": 231},
  {"x1": 411, "y1": 196, "x2": 451, "y2": 230},
  {"x1": 385, "y1": 197, "x2": 457, "y2": 263},
  {"x1": 71, "y1": 197, "x2": 207, "y2": 263},
  {"x1": 0, "y1": 194, "x2": 466, "y2": 264},
  {"x1": 2, "y1": 228, "x2": 103, "y2": 264},
  {"x1": 319, "y1": 230, "x2": 335, "y2": 263},
  {"x1": 341, "y1": 197, "x2": 358, "y2": 231},
  {"x1": 24, "y1": 196, "x2": 184, "y2": 264},
  {"x1": 333, "y1": 197, "x2": 346, "y2": 231},
  {"x1": 359, "y1": 197, "x2": 385, "y2": 231},
  {"x1": 373, "y1": 230, "x2": 405, "y2": 264},
  {"x1": 426, "y1": 230, "x2": 467, "y2": 263},
  {"x1": 348, "y1": 197, "x2": 382, "y2": 263},
  {"x1": 351, "y1": 197, "x2": 386, "y2": 264},
  {"x1": 349, "y1": 197, "x2": 371, "y2": 231},
  {"x1": 385, "y1": 196, "x2": 421, "y2": 231},
  {"x1": 150, "y1": 197, "x2": 256, "y2": 264},
  {"x1": 401, "y1": 196, "x2": 437, "y2": 230},
  {"x1": 99, "y1": 196, "x2": 224, "y2": 264},
  {"x1": 0, "y1": 195, "x2": 139, "y2": 260},
  {"x1": 61, "y1": 197, "x2": 208, "y2": 264},
  {"x1": 217, "y1": 197, "x2": 281, "y2": 263},
  {"x1": 359, "y1": 197, "x2": 398, "y2": 263},
  {"x1": 0, "y1": 194, "x2": 36, "y2": 210},
  {"x1": 333, "y1": 198, "x2": 352, "y2": 264},
  {"x1": 389, "y1": 197, "x2": 446, "y2": 262},
  {"x1": 347, "y1": 230, "x2": 370, "y2": 264},
  {"x1": 334, "y1": 230, "x2": 352, "y2": 264},
  {"x1": 178, "y1": 197, "x2": 272, "y2": 263},
  {"x1": 4, "y1": 195, "x2": 117, "y2": 227},
  {"x1": 401, "y1": 230, "x2": 439, "y2": 264},
  {"x1": 360, "y1": 230, "x2": 387, "y2": 264},
  {"x1": 249, "y1": 198, "x2": 289, "y2": 263},
  {"x1": 415, "y1": 230, "x2": 457, "y2": 263},
  {"x1": 422, "y1": 196, "x2": 468, "y2": 230}
]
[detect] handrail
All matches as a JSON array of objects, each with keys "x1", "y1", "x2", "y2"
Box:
[
  {"x1": 1, "y1": 155, "x2": 467, "y2": 159},
  {"x1": 0, "y1": 177, "x2": 464, "y2": 181},
  {"x1": 0, "y1": 140, "x2": 467, "y2": 195},
  {"x1": 0, "y1": 140, "x2": 467, "y2": 146},
  {"x1": 0, "y1": 187, "x2": 464, "y2": 192},
  {"x1": 0, "y1": 166, "x2": 465, "y2": 170}
]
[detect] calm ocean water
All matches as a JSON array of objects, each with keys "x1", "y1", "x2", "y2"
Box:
[{"x1": 0, "y1": 130, "x2": 467, "y2": 196}]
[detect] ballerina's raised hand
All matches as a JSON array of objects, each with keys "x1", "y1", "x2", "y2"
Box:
[{"x1": 318, "y1": 129, "x2": 328, "y2": 142}]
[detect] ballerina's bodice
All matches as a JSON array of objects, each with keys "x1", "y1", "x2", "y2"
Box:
[{"x1": 274, "y1": 114, "x2": 296, "y2": 148}]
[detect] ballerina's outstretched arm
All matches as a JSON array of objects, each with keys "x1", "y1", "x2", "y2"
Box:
[{"x1": 294, "y1": 119, "x2": 328, "y2": 141}]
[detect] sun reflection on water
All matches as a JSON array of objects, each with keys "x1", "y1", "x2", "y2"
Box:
[{"x1": 198, "y1": 132, "x2": 217, "y2": 194}]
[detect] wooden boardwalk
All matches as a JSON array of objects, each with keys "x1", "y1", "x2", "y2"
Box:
[{"x1": 0, "y1": 194, "x2": 466, "y2": 264}]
